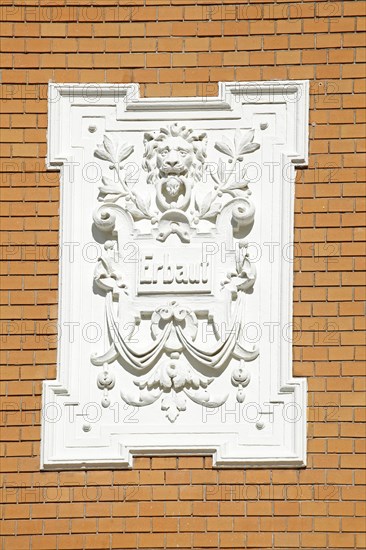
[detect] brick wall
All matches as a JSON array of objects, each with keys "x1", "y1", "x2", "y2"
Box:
[{"x1": 1, "y1": 1, "x2": 365, "y2": 548}]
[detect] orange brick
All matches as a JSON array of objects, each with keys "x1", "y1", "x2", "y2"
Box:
[
  {"x1": 172, "y1": 53, "x2": 197, "y2": 66},
  {"x1": 166, "y1": 533, "x2": 192, "y2": 548},
  {"x1": 179, "y1": 517, "x2": 205, "y2": 532},
  {"x1": 185, "y1": 37, "x2": 210, "y2": 51},
  {"x1": 111, "y1": 534, "x2": 137, "y2": 549},
  {"x1": 220, "y1": 532, "x2": 247, "y2": 548},
  {"x1": 247, "y1": 533, "x2": 272, "y2": 547},
  {"x1": 40, "y1": 23, "x2": 66, "y2": 37},
  {"x1": 138, "y1": 533, "x2": 165, "y2": 548},
  {"x1": 193, "y1": 533, "x2": 219, "y2": 547},
  {"x1": 274, "y1": 533, "x2": 300, "y2": 547}
]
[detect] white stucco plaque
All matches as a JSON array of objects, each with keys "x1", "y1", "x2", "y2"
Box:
[{"x1": 42, "y1": 82, "x2": 309, "y2": 468}]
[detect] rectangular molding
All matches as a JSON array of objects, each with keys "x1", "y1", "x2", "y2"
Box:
[{"x1": 42, "y1": 81, "x2": 309, "y2": 469}]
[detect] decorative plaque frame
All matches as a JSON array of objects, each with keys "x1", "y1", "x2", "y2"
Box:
[{"x1": 42, "y1": 81, "x2": 309, "y2": 468}]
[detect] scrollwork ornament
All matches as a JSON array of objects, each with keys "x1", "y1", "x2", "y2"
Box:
[
  {"x1": 121, "y1": 352, "x2": 228, "y2": 423},
  {"x1": 94, "y1": 125, "x2": 259, "y2": 242}
]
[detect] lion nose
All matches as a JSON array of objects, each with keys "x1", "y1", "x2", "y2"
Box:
[{"x1": 166, "y1": 159, "x2": 179, "y2": 167}]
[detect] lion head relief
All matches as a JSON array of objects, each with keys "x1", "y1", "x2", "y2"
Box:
[{"x1": 142, "y1": 123, "x2": 208, "y2": 186}]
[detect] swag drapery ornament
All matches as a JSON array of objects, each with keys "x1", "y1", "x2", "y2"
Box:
[{"x1": 42, "y1": 82, "x2": 309, "y2": 469}]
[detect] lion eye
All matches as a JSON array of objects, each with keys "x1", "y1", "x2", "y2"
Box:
[{"x1": 179, "y1": 150, "x2": 187, "y2": 156}]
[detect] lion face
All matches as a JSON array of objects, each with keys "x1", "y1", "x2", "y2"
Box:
[
  {"x1": 156, "y1": 137, "x2": 194, "y2": 178},
  {"x1": 143, "y1": 123, "x2": 207, "y2": 187}
]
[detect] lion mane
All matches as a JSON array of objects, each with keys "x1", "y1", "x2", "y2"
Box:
[{"x1": 142, "y1": 123, "x2": 207, "y2": 185}]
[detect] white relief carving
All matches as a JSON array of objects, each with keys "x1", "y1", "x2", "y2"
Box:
[
  {"x1": 94, "y1": 123, "x2": 258, "y2": 244},
  {"x1": 92, "y1": 123, "x2": 260, "y2": 422},
  {"x1": 96, "y1": 364, "x2": 115, "y2": 409},
  {"x1": 143, "y1": 123, "x2": 207, "y2": 216},
  {"x1": 43, "y1": 82, "x2": 309, "y2": 469},
  {"x1": 221, "y1": 242, "x2": 257, "y2": 297},
  {"x1": 231, "y1": 365, "x2": 251, "y2": 403},
  {"x1": 94, "y1": 240, "x2": 127, "y2": 294}
]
